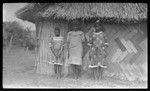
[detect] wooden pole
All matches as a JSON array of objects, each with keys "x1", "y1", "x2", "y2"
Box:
[
  {"x1": 36, "y1": 21, "x2": 43, "y2": 74},
  {"x1": 36, "y1": 21, "x2": 55, "y2": 75},
  {"x1": 35, "y1": 22, "x2": 39, "y2": 68}
]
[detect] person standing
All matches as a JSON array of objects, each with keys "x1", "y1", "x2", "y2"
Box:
[
  {"x1": 67, "y1": 20, "x2": 85, "y2": 80},
  {"x1": 49, "y1": 27, "x2": 65, "y2": 79},
  {"x1": 86, "y1": 20, "x2": 108, "y2": 80}
]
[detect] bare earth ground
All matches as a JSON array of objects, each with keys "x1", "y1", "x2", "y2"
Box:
[{"x1": 3, "y1": 48, "x2": 147, "y2": 88}]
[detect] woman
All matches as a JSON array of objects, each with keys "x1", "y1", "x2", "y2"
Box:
[
  {"x1": 87, "y1": 20, "x2": 108, "y2": 80},
  {"x1": 49, "y1": 27, "x2": 65, "y2": 79},
  {"x1": 67, "y1": 20, "x2": 85, "y2": 80}
]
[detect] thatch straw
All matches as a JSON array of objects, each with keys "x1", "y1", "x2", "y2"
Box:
[{"x1": 16, "y1": 3, "x2": 147, "y2": 23}]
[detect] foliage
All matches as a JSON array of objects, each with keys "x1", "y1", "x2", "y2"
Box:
[{"x1": 3, "y1": 21, "x2": 36, "y2": 51}]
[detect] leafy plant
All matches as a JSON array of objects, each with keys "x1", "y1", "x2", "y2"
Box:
[{"x1": 3, "y1": 21, "x2": 36, "y2": 51}]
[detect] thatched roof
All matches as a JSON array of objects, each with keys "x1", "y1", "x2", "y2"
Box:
[{"x1": 16, "y1": 3, "x2": 147, "y2": 23}]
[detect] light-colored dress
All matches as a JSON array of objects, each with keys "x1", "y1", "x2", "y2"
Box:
[{"x1": 67, "y1": 31, "x2": 85, "y2": 65}]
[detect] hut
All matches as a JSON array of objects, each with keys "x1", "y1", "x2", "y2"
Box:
[{"x1": 16, "y1": 3, "x2": 147, "y2": 81}]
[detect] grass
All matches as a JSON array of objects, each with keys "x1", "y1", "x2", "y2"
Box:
[{"x1": 3, "y1": 48, "x2": 147, "y2": 88}]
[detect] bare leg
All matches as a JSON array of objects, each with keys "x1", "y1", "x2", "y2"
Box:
[
  {"x1": 100, "y1": 67, "x2": 103, "y2": 80},
  {"x1": 96, "y1": 67, "x2": 99, "y2": 81},
  {"x1": 57, "y1": 65, "x2": 60, "y2": 79},
  {"x1": 78, "y1": 65, "x2": 81, "y2": 78},
  {"x1": 57, "y1": 65, "x2": 61, "y2": 79},
  {"x1": 56, "y1": 65, "x2": 59, "y2": 79},
  {"x1": 97, "y1": 66, "x2": 102, "y2": 80},
  {"x1": 71, "y1": 64, "x2": 75, "y2": 79},
  {"x1": 74, "y1": 65, "x2": 78, "y2": 79},
  {"x1": 76, "y1": 65, "x2": 80, "y2": 79},
  {"x1": 54, "y1": 64, "x2": 57, "y2": 78},
  {"x1": 92, "y1": 68, "x2": 95, "y2": 80},
  {"x1": 91, "y1": 68, "x2": 96, "y2": 80},
  {"x1": 95, "y1": 68, "x2": 98, "y2": 81},
  {"x1": 71, "y1": 65, "x2": 74, "y2": 78}
]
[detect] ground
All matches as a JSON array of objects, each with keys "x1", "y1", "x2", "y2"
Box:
[{"x1": 3, "y1": 48, "x2": 147, "y2": 88}]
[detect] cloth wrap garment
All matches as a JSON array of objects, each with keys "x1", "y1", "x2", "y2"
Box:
[
  {"x1": 87, "y1": 29, "x2": 107, "y2": 67},
  {"x1": 67, "y1": 31, "x2": 85, "y2": 65},
  {"x1": 50, "y1": 36, "x2": 64, "y2": 65}
]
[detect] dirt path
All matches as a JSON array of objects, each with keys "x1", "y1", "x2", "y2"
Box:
[{"x1": 3, "y1": 49, "x2": 147, "y2": 88}]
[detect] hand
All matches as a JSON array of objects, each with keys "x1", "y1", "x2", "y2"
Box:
[
  {"x1": 98, "y1": 62, "x2": 101, "y2": 66},
  {"x1": 87, "y1": 43, "x2": 92, "y2": 46},
  {"x1": 49, "y1": 43, "x2": 52, "y2": 47},
  {"x1": 104, "y1": 43, "x2": 108, "y2": 46}
]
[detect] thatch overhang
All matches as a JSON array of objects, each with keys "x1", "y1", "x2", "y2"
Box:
[{"x1": 16, "y1": 3, "x2": 147, "y2": 23}]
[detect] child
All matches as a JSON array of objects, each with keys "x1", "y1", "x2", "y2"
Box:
[
  {"x1": 87, "y1": 20, "x2": 108, "y2": 80},
  {"x1": 50, "y1": 27, "x2": 65, "y2": 79}
]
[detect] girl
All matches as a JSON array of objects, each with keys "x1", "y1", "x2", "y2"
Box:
[
  {"x1": 50, "y1": 27, "x2": 65, "y2": 79},
  {"x1": 87, "y1": 20, "x2": 108, "y2": 80}
]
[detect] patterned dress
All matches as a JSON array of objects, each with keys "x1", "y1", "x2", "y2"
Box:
[
  {"x1": 50, "y1": 36, "x2": 64, "y2": 65},
  {"x1": 88, "y1": 31, "x2": 107, "y2": 67}
]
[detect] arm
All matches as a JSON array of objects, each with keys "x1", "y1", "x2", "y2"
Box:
[
  {"x1": 104, "y1": 33, "x2": 108, "y2": 45},
  {"x1": 50, "y1": 47, "x2": 56, "y2": 57},
  {"x1": 67, "y1": 32, "x2": 71, "y2": 42},
  {"x1": 66, "y1": 33, "x2": 70, "y2": 59},
  {"x1": 87, "y1": 37, "x2": 93, "y2": 46},
  {"x1": 85, "y1": 26, "x2": 95, "y2": 42},
  {"x1": 58, "y1": 41, "x2": 65, "y2": 56},
  {"x1": 80, "y1": 32, "x2": 85, "y2": 42},
  {"x1": 67, "y1": 32, "x2": 71, "y2": 49},
  {"x1": 49, "y1": 37, "x2": 52, "y2": 48},
  {"x1": 101, "y1": 33, "x2": 108, "y2": 48},
  {"x1": 85, "y1": 33, "x2": 89, "y2": 42},
  {"x1": 49, "y1": 39, "x2": 57, "y2": 58}
]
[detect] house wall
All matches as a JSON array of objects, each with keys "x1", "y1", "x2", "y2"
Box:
[
  {"x1": 36, "y1": 19, "x2": 147, "y2": 81},
  {"x1": 102, "y1": 22, "x2": 147, "y2": 81}
]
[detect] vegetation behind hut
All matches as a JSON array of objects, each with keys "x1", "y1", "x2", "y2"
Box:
[{"x1": 3, "y1": 21, "x2": 36, "y2": 52}]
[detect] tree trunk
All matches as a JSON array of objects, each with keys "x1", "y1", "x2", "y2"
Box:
[
  {"x1": 35, "y1": 22, "x2": 40, "y2": 68},
  {"x1": 36, "y1": 21, "x2": 55, "y2": 75},
  {"x1": 7, "y1": 35, "x2": 13, "y2": 52}
]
